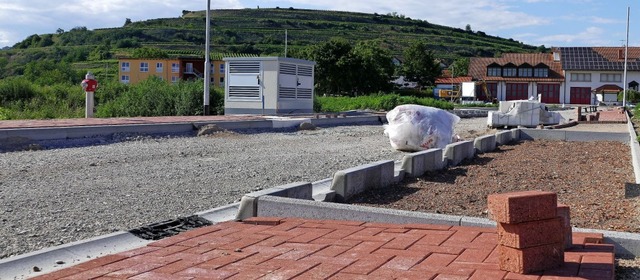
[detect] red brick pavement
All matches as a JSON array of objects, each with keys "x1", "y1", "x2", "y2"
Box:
[{"x1": 31, "y1": 217, "x2": 615, "y2": 280}]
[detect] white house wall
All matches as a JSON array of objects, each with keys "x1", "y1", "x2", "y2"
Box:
[{"x1": 563, "y1": 70, "x2": 640, "y2": 104}]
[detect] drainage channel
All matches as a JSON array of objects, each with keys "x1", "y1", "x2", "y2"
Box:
[{"x1": 128, "y1": 215, "x2": 213, "y2": 240}]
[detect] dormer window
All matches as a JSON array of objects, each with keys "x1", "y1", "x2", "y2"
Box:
[
  {"x1": 518, "y1": 63, "x2": 533, "y2": 77},
  {"x1": 534, "y1": 63, "x2": 549, "y2": 77},
  {"x1": 503, "y1": 63, "x2": 517, "y2": 77},
  {"x1": 487, "y1": 63, "x2": 501, "y2": 76}
]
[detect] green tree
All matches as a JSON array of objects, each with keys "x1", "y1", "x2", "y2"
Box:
[
  {"x1": 304, "y1": 38, "x2": 356, "y2": 95},
  {"x1": 23, "y1": 60, "x2": 79, "y2": 86},
  {"x1": 88, "y1": 45, "x2": 111, "y2": 61},
  {"x1": 449, "y1": 57, "x2": 469, "y2": 77},
  {"x1": 351, "y1": 41, "x2": 394, "y2": 94},
  {"x1": 402, "y1": 40, "x2": 441, "y2": 89},
  {"x1": 38, "y1": 35, "x2": 54, "y2": 47}
]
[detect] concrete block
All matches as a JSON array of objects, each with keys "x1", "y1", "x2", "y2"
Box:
[
  {"x1": 330, "y1": 160, "x2": 394, "y2": 202},
  {"x1": 557, "y1": 204, "x2": 573, "y2": 249},
  {"x1": 510, "y1": 128, "x2": 521, "y2": 141},
  {"x1": 235, "y1": 182, "x2": 313, "y2": 220},
  {"x1": 195, "y1": 203, "x2": 241, "y2": 223},
  {"x1": 473, "y1": 134, "x2": 496, "y2": 154},
  {"x1": 400, "y1": 148, "x2": 444, "y2": 177},
  {"x1": 488, "y1": 191, "x2": 557, "y2": 224},
  {"x1": 0, "y1": 231, "x2": 150, "y2": 280},
  {"x1": 498, "y1": 217, "x2": 564, "y2": 248},
  {"x1": 564, "y1": 131, "x2": 629, "y2": 143},
  {"x1": 460, "y1": 216, "x2": 496, "y2": 228},
  {"x1": 256, "y1": 195, "x2": 464, "y2": 226},
  {"x1": 443, "y1": 140, "x2": 475, "y2": 167},
  {"x1": 519, "y1": 129, "x2": 566, "y2": 141},
  {"x1": 498, "y1": 243, "x2": 564, "y2": 274},
  {"x1": 495, "y1": 130, "x2": 513, "y2": 146}
]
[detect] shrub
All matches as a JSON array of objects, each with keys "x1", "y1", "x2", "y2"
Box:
[
  {"x1": 96, "y1": 78, "x2": 223, "y2": 117},
  {"x1": 314, "y1": 93, "x2": 453, "y2": 112},
  {"x1": 0, "y1": 77, "x2": 36, "y2": 105}
]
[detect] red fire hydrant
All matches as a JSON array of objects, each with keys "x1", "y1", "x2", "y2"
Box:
[{"x1": 81, "y1": 72, "x2": 98, "y2": 118}]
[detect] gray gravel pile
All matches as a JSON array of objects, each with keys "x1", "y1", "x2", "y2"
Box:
[{"x1": 0, "y1": 111, "x2": 570, "y2": 259}]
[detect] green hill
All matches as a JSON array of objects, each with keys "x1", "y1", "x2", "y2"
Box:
[{"x1": 0, "y1": 8, "x2": 544, "y2": 79}]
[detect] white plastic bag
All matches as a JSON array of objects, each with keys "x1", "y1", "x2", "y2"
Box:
[{"x1": 384, "y1": 104, "x2": 460, "y2": 151}]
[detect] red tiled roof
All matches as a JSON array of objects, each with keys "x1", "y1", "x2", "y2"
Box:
[
  {"x1": 468, "y1": 53, "x2": 564, "y2": 83},
  {"x1": 435, "y1": 76, "x2": 473, "y2": 84},
  {"x1": 594, "y1": 84, "x2": 623, "y2": 93},
  {"x1": 32, "y1": 217, "x2": 615, "y2": 279}
]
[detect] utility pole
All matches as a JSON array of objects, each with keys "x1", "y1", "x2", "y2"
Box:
[
  {"x1": 203, "y1": 0, "x2": 211, "y2": 115},
  {"x1": 623, "y1": 7, "x2": 630, "y2": 107}
]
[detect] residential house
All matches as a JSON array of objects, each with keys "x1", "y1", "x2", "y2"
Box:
[
  {"x1": 558, "y1": 47, "x2": 640, "y2": 105},
  {"x1": 468, "y1": 53, "x2": 565, "y2": 104},
  {"x1": 118, "y1": 57, "x2": 226, "y2": 86}
]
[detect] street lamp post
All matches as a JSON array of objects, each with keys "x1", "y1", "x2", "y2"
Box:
[
  {"x1": 623, "y1": 7, "x2": 630, "y2": 107},
  {"x1": 203, "y1": 0, "x2": 211, "y2": 115}
]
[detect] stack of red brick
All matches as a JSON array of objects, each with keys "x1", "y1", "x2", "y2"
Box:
[{"x1": 488, "y1": 190, "x2": 572, "y2": 274}]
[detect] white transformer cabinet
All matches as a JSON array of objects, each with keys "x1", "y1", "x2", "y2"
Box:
[{"x1": 223, "y1": 57, "x2": 316, "y2": 115}]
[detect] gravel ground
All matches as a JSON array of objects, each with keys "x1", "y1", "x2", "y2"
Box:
[
  {"x1": 0, "y1": 116, "x2": 493, "y2": 260},
  {"x1": 1, "y1": 108, "x2": 638, "y2": 279}
]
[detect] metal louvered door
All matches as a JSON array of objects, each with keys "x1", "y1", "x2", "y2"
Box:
[
  {"x1": 279, "y1": 63, "x2": 298, "y2": 99},
  {"x1": 227, "y1": 61, "x2": 261, "y2": 100},
  {"x1": 278, "y1": 63, "x2": 314, "y2": 100},
  {"x1": 296, "y1": 65, "x2": 314, "y2": 99}
]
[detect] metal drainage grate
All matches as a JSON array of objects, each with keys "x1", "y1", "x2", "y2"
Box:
[{"x1": 129, "y1": 215, "x2": 213, "y2": 241}]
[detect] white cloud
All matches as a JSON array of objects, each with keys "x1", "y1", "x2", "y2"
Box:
[
  {"x1": 535, "y1": 26, "x2": 611, "y2": 46},
  {"x1": 274, "y1": 0, "x2": 547, "y2": 33},
  {"x1": 589, "y1": 16, "x2": 620, "y2": 24}
]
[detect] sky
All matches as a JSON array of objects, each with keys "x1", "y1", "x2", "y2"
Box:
[{"x1": 0, "y1": 0, "x2": 638, "y2": 49}]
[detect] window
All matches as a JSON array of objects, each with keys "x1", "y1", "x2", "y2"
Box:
[
  {"x1": 140, "y1": 62, "x2": 149, "y2": 72},
  {"x1": 171, "y1": 76, "x2": 179, "y2": 83},
  {"x1": 121, "y1": 75, "x2": 130, "y2": 84},
  {"x1": 487, "y1": 67, "x2": 501, "y2": 76},
  {"x1": 219, "y1": 63, "x2": 225, "y2": 73},
  {"x1": 503, "y1": 67, "x2": 517, "y2": 77},
  {"x1": 171, "y1": 63, "x2": 179, "y2": 73},
  {"x1": 219, "y1": 77, "x2": 225, "y2": 86},
  {"x1": 534, "y1": 68, "x2": 549, "y2": 77},
  {"x1": 570, "y1": 73, "x2": 591, "y2": 82},
  {"x1": 185, "y1": 63, "x2": 193, "y2": 73},
  {"x1": 156, "y1": 62, "x2": 163, "y2": 73},
  {"x1": 518, "y1": 67, "x2": 532, "y2": 77},
  {"x1": 600, "y1": 73, "x2": 622, "y2": 82},
  {"x1": 121, "y1": 62, "x2": 130, "y2": 72}
]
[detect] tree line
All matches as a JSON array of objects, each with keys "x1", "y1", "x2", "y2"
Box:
[{"x1": 290, "y1": 38, "x2": 463, "y2": 96}]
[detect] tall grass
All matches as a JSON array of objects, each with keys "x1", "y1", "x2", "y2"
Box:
[
  {"x1": 0, "y1": 77, "x2": 224, "y2": 120},
  {"x1": 1, "y1": 77, "x2": 452, "y2": 120}
]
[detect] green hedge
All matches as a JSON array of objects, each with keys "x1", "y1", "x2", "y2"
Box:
[{"x1": 314, "y1": 93, "x2": 454, "y2": 112}]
